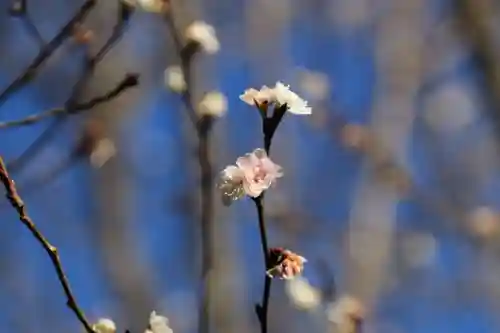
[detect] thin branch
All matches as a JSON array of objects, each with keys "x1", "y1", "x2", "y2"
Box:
[
  {"x1": 0, "y1": 157, "x2": 96, "y2": 333},
  {"x1": 197, "y1": 116, "x2": 214, "y2": 333},
  {"x1": 253, "y1": 196, "x2": 271, "y2": 333},
  {"x1": 0, "y1": 0, "x2": 97, "y2": 112},
  {"x1": 5, "y1": 5, "x2": 131, "y2": 173},
  {"x1": 453, "y1": 0, "x2": 500, "y2": 144},
  {"x1": 164, "y1": 6, "x2": 214, "y2": 333},
  {"x1": 21, "y1": 14, "x2": 46, "y2": 48},
  {"x1": 10, "y1": 3, "x2": 47, "y2": 49},
  {"x1": 164, "y1": 8, "x2": 199, "y2": 126},
  {"x1": 0, "y1": 73, "x2": 139, "y2": 130},
  {"x1": 252, "y1": 110, "x2": 287, "y2": 333}
]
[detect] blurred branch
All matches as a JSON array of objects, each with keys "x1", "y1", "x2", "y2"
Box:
[
  {"x1": 164, "y1": 8, "x2": 199, "y2": 126},
  {"x1": 21, "y1": 15, "x2": 46, "y2": 48},
  {"x1": 164, "y1": 6, "x2": 216, "y2": 333},
  {"x1": 0, "y1": 0, "x2": 97, "y2": 111},
  {"x1": 0, "y1": 157, "x2": 95, "y2": 333},
  {"x1": 5, "y1": 3, "x2": 133, "y2": 174},
  {"x1": 0, "y1": 73, "x2": 139, "y2": 129},
  {"x1": 453, "y1": 0, "x2": 500, "y2": 138},
  {"x1": 342, "y1": 0, "x2": 425, "y2": 315},
  {"x1": 8, "y1": 0, "x2": 47, "y2": 48}
]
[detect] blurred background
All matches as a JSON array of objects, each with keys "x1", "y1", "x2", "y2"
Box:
[{"x1": 1, "y1": 0, "x2": 500, "y2": 332}]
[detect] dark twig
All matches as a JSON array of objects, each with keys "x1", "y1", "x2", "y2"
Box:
[
  {"x1": 13, "y1": 10, "x2": 46, "y2": 48},
  {"x1": 5, "y1": 4, "x2": 132, "y2": 173},
  {"x1": 0, "y1": 157, "x2": 96, "y2": 333},
  {"x1": 253, "y1": 106, "x2": 288, "y2": 333},
  {"x1": 198, "y1": 116, "x2": 214, "y2": 333},
  {"x1": 253, "y1": 196, "x2": 271, "y2": 333},
  {"x1": 0, "y1": 73, "x2": 139, "y2": 130},
  {"x1": 453, "y1": 0, "x2": 500, "y2": 144},
  {"x1": 23, "y1": 15, "x2": 46, "y2": 47},
  {"x1": 0, "y1": 0, "x2": 96, "y2": 112}
]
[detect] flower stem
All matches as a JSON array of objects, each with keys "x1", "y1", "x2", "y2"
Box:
[
  {"x1": 253, "y1": 196, "x2": 272, "y2": 333},
  {"x1": 198, "y1": 117, "x2": 214, "y2": 333}
]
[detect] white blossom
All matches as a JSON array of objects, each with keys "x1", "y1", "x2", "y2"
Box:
[
  {"x1": 285, "y1": 276, "x2": 321, "y2": 310},
  {"x1": 164, "y1": 66, "x2": 186, "y2": 93},
  {"x1": 92, "y1": 318, "x2": 116, "y2": 333},
  {"x1": 218, "y1": 149, "x2": 283, "y2": 205},
  {"x1": 90, "y1": 138, "x2": 116, "y2": 169},
  {"x1": 138, "y1": 0, "x2": 166, "y2": 12},
  {"x1": 121, "y1": 0, "x2": 166, "y2": 12},
  {"x1": 298, "y1": 69, "x2": 330, "y2": 101},
  {"x1": 198, "y1": 91, "x2": 228, "y2": 117},
  {"x1": 468, "y1": 206, "x2": 500, "y2": 239},
  {"x1": 239, "y1": 85, "x2": 275, "y2": 106},
  {"x1": 326, "y1": 295, "x2": 365, "y2": 326},
  {"x1": 145, "y1": 311, "x2": 173, "y2": 333},
  {"x1": 240, "y1": 82, "x2": 311, "y2": 115},
  {"x1": 273, "y1": 82, "x2": 312, "y2": 115},
  {"x1": 185, "y1": 21, "x2": 220, "y2": 54}
]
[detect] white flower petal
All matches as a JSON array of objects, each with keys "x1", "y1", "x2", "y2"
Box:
[
  {"x1": 137, "y1": 0, "x2": 165, "y2": 12},
  {"x1": 164, "y1": 66, "x2": 186, "y2": 93},
  {"x1": 240, "y1": 82, "x2": 311, "y2": 114},
  {"x1": 198, "y1": 91, "x2": 227, "y2": 117},
  {"x1": 149, "y1": 311, "x2": 173, "y2": 333},
  {"x1": 92, "y1": 318, "x2": 116, "y2": 333},
  {"x1": 185, "y1": 21, "x2": 220, "y2": 54},
  {"x1": 90, "y1": 138, "x2": 116, "y2": 169},
  {"x1": 285, "y1": 277, "x2": 321, "y2": 310}
]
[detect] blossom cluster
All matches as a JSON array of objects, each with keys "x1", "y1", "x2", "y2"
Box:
[{"x1": 217, "y1": 82, "x2": 312, "y2": 280}]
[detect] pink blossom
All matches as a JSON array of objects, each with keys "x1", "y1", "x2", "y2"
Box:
[
  {"x1": 218, "y1": 149, "x2": 283, "y2": 204},
  {"x1": 218, "y1": 165, "x2": 246, "y2": 205},
  {"x1": 236, "y1": 148, "x2": 283, "y2": 197}
]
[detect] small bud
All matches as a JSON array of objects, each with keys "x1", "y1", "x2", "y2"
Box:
[
  {"x1": 72, "y1": 25, "x2": 94, "y2": 44},
  {"x1": 327, "y1": 295, "x2": 365, "y2": 333},
  {"x1": 164, "y1": 66, "x2": 186, "y2": 93},
  {"x1": 146, "y1": 311, "x2": 173, "y2": 333},
  {"x1": 298, "y1": 69, "x2": 330, "y2": 101},
  {"x1": 8, "y1": 0, "x2": 25, "y2": 16},
  {"x1": 266, "y1": 247, "x2": 307, "y2": 280},
  {"x1": 468, "y1": 206, "x2": 500, "y2": 240},
  {"x1": 137, "y1": 0, "x2": 168, "y2": 13},
  {"x1": 185, "y1": 21, "x2": 219, "y2": 54},
  {"x1": 198, "y1": 91, "x2": 227, "y2": 118},
  {"x1": 120, "y1": 73, "x2": 140, "y2": 89},
  {"x1": 340, "y1": 124, "x2": 370, "y2": 151},
  {"x1": 285, "y1": 276, "x2": 321, "y2": 310},
  {"x1": 92, "y1": 318, "x2": 116, "y2": 333},
  {"x1": 90, "y1": 138, "x2": 116, "y2": 169}
]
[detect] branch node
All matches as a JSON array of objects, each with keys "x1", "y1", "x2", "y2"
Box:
[{"x1": 48, "y1": 245, "x2": 57, "y2": 254}]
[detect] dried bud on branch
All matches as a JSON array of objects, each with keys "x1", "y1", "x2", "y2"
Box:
[{"x1": 266, "y1": 247, "x2": 307, "y2": 280}]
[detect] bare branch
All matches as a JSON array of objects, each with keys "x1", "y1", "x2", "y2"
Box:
[
  {"x1": 5, "y1": 3, "x2": 133, "y2": 174},
  {"x1": 0, "y1": 73, "x2": 139, "y2": 130},
  {"x1": 0, "y1": 157, "x2": 96, "y2": 333},
  {"x1": 164, "y1": 6, "x2": 215, "y2": 333},
  {"x1": 0, "y1": 0, "x2": 97, "y2": 111}
]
